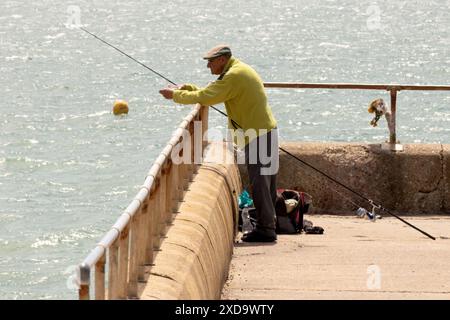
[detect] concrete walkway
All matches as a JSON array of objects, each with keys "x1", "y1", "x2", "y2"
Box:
[{"x1": 221, "y1": 215, "x2": 450, "y2": 300}]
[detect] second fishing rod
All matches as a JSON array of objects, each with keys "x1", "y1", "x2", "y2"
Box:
[{"x1": 78, "y1": 27, "x2": 436, "y2": 241}]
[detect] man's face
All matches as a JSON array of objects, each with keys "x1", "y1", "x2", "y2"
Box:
[{"x1": 207, "y1": 56, "x2": 228, "y2": 75}]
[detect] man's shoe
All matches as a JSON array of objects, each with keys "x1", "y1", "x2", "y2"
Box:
[{"x1": 241, "y1": 229, "x2": 277, "y2": 242}]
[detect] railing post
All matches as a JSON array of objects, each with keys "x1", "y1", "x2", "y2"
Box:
[
  {"x1": 389, "y1": 88, "x2": 397, "y2": 145},
  {"x1": 145, "y1": 193, "x2": 155, "y2": 265},
  {"x1": 194, "y1": 119, "x2": 203, "y2": 171},
  {"x1": 152, "y1": 177, "x2": 162, "y2": 251},
  {"x1": 127, "y1": 213, "x2": 139, "y2": 298},
  {"x1": 79, "y1": 285, "x2": 90, "y2": 300},
  {"x1": 95, "y1": 254, "x2": 106, "y2": 300},
  {"x1": 383, "y1": 87, "x2": 403, "y2": 151},
  {"x1": 178, "y1": 144, "x2": 187, "y2": 195},
  {"x1": 117, "y1": 225, "x2": 130, "y2": 299},
  {"x1": 137, "y1": 203, "x2": 149, "y2": 281},
  {"x1": 108, "y1": 240, "x2": 119, "y2": 299},
  {"x1": 171, "y1": 161, "x2": 180, "y2": 213},
  {"x1": 159, "y1": 167, "x2": 168, "y2": 238},
  {"x1": 188, "y1": 120, "x2": 196, "y2": 178},
  {"x1": 164, "y1": 159, "x2": 174, "y2": 225},
  {"x1": 200, "y1": 105, "x2": 209, "y2": 153},
  {"x1": 78, "y1": 263, "x2": 91, "y2": 300}
]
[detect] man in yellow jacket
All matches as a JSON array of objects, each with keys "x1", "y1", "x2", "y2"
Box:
[{"x1": 159, "y1": 45, "x2": 279, "y2": 242}]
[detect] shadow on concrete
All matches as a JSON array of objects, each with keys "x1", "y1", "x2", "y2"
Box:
[{"x1": 234, "y1": 241, "x2": 278, "y2": 247}]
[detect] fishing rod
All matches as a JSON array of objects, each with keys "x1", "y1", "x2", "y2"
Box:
[
  {"x1": 79, "y1": 27, "x2": 177, "y2": 86},
  {"x1": 279, "y1": 148, "x2": 435, "y2": 240},
  {"x1": 78, "y1": 27, "x2": 436, "y2": 240}
]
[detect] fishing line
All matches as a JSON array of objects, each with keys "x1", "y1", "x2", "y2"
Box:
[
  {"x1": 79, "y1": 27, "x2": 177, "y2": 86},
  {"x1": 77, "y1": 27, "x2": 435, "y2": 240}
]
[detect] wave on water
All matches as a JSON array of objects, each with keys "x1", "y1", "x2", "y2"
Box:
[
  {"x1": 2, "y1": 156, "x2": 53, "y2": 167},
  {"x1": 0, "y1": 213, "x2": 24, "y2": 222},
  {"x1": 318, "y1": 42, "x2": 351, "y2": 48},
  {"x1": 87, "y1": 110, "x2": 110, "y2": 118},
  {"x1": 44, "y1": 33, "x2": 65, "y2": 40},
  {"x1": 30, "y1": 228, "x2": 99, "y2": 249},
  {"x1": 61, "y1": 110, "x2": 111, "y2": 120},
  {"x1": 5, "y1": 55, "x2": 32, "y2": 61}
]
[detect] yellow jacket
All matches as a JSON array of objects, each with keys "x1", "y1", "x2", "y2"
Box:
[{"x1": 173, "y1": 57, "x2": 277, "y2": 145}]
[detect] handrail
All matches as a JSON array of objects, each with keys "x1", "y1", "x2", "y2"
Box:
[
  {"x1": 264, "y1": 82, "x2": 450, "y2": 149},
  {"x1": 264, "y1": 82, "x2": 450, "y2": 91},
  {"x1": 77, "y1": 104, "x2": 209, "y2": 300}
]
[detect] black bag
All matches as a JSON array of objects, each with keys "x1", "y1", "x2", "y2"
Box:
[
  {"x1": 238, "y1": 189, "x2": 323, "y2": 235},
  {"x1": 275, "y1": 189, "x2": 313, "y2": 234}
]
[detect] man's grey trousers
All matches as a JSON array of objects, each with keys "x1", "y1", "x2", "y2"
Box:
[{"x1": 244, "y1": 128, "x2": 279, "y2": 234}]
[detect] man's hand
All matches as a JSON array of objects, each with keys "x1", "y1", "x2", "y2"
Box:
[{"x1": 159, "y1": 88, "x2": 174, "y2": 100}]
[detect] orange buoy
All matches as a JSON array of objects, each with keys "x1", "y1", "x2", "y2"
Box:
[{"x1": 113, "y1": 100, "x2": 129, "y2": 115}]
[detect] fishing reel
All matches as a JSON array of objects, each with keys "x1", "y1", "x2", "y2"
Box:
[{"x1": 368, "y1": 98, "x2": 387, "y2": 127}]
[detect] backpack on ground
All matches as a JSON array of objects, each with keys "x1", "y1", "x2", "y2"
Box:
[
  {"x1": 238, "y1": 188, "x2": 324, "y2": 235},
  {"x1": 275, "y1": 189, "x2": 323, "y2": 234}
]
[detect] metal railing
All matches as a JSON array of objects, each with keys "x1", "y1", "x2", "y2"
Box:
[
  {"x1": 264, "y1": 82, "x2": 450, "y2": 149},
  {"x1": 77, "y1": 104, "x2": 208, "y2": 300}
]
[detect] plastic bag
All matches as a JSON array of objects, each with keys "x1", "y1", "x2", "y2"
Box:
[{"x1": 238, "y1": 189, "x2": 253, "y2": 209}]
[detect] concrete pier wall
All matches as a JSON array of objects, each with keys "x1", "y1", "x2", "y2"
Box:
[
  {"x1": 240, "y1": 142, "x2": 450, "y2": 215},
  {"x1": 140, "y1": 143, "x2": 241, "y2": 299}
]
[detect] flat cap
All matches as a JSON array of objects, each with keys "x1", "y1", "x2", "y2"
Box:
[{"x1": 203, "y1": 44, "x2": 232, "y2": 60}]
